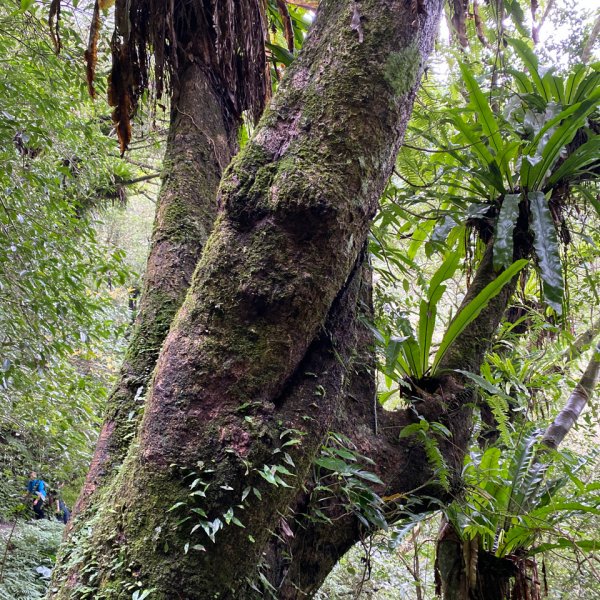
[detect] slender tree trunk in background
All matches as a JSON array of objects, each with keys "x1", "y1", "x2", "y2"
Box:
[
  {"x1": 50, "y1": 0, "x2": 444, "y2": 597},
  {"x1": 542, "y1": 342, "x2": 600, "y2": 449},
  {"x1": 72, "y1": 63, "x2": 237, "y2": 516}
]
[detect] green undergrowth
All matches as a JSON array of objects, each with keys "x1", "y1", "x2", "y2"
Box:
[{"x1": 0, "y1": 519, "x2": 64, "y2": 600}]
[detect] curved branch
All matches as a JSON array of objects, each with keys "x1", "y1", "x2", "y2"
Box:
[{"x1": 542, "y1": 341, "x2": 600, "y2": 449}]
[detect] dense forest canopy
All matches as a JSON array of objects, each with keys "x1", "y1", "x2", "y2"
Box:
[{"x1": 0, "y1": 0, "x2": 599, "y2": 598}]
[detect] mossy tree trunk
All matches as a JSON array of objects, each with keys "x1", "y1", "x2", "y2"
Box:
[
  {"x1": 73, "y1": 62, "x2": 237, "y2": 517},
  {"x1": 50, "y1": 0, "x2": 445, "y2": 597}
]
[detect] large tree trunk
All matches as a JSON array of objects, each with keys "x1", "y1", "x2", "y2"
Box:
[
  {"x1": 50, "y1": 0, "x2": 444, "y2": 597},
  {"x1": 71, "y1": 63, "x2": 237, "y2": 516}
]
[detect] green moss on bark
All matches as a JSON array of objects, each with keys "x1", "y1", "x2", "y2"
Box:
[
  {"x1": 52, "y1": 0, "x2": 445, "y2": 598},
  {"x1": 384, "y1": 44, "x2": 421, "y2": 96}
]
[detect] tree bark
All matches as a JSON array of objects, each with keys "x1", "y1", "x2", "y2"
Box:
[
  {"x1": 542, "y1": 341, "x2": 600, "y2": 449},
  {"x1": 71, "y1": 63, "x2": 237, "y2": 515},
  {"x1": 50, "y1": 0, "x2": 444, "y2": 598}
]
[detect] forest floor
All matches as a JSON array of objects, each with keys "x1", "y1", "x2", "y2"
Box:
[{"x1": 0, "y1": 519, "x2": 63, "y2": 600}]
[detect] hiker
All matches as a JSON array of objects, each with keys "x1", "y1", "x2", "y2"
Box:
[
  {"x1": 53, "y1": 483, "x2": 71, "y2": 524},
  {"x1": 26, "y1": 471, "x2": 47, "y2": 520}
]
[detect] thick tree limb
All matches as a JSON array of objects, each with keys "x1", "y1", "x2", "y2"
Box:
[
  {"x1": 542, "y1": 341, "x2": 600, "y2": 449},
  {"x1": 70, "y1": 63, "x2": 236, "y2": 520},
  {"x1": 259, "y1": 242, "x2": 524, "y2": 597}
]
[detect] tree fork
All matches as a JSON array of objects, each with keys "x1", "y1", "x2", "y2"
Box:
[
  {"x1": 50, "y1": 0, "x2": 444, "y2": 597},
  {"x1": 260, "y1": 241, "x2": 522, "y2": 598}
]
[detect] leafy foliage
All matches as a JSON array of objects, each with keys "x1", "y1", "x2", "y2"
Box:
[
  {"x1": 313, "y1": 433, "x2": 387, "y2": 531},
  {"x1": 446, "y1": 431, "x2": 600, "y2": 560},
  {"x1": 0, "y1": 0, "x2": 134, "y2": 515},
  {"x1": 0, "y1": 520, "x2": 64, "y2": 600}
]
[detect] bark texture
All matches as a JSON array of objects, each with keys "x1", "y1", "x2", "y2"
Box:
[
  {"x1": 72, "y1": 63, "x2": 236, "y2": 516},
  {"x1": 50, "y1": 0, "x2": 444, "y2": 597},
  {"x1": 435, "y1": 523, "x2": 517, "y2": 600}
]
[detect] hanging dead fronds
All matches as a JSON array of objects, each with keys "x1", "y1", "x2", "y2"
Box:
[
  {"x1": 48, "y1": 0, "x2": 61, "y2": 54},
  {"x1": 84, "y1": 0, "x2": 101, "y2": 98},
  {"x1": 103, "y1": 0, "x2": 269, "y2": 153}
]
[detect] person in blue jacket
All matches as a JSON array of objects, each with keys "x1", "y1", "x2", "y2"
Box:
[{"x1": 26, "y1": 471, "x2": 47, "y2": 519}]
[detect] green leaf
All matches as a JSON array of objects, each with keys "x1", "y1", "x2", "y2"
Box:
[
  {"x1": 570, "y1": 71, "x2": 600, "y2": 104},
  {"x1": 432, "y1": 259, "x2": 528, "y2": 373},
  {"x1": 314, "y1": 456, "x2": 351, "y2": 473},
  {"x1": 493, "y1": 194, "x2": 521, "y2": 270},
  {"x1": 529, "y1": 191, "x2": 563, "y2": 314},
  {"x1": 542, "y1": 72, "x2": 565, "y2": 104},
  {"x1": 451, "y1": 113, "x2": 494, "y2": 164},
  {"x1": 531, "y1": 538, "x2": 599, "y2": 555},
  {"x1": 564, "y1": 65, "x2": 587, "y2": 103},
  {"x1": 400, "y1": 335, "x2": 424, "y2": 378},
  {"x1": 479, "y1": 447, "x2": 502, "y2": 479},
  {"x1": 455, "y1": 370, "x2": 513, "y2": 401},
  {"x1": 459, "y1": 64, "x2": 505, "y2": 164},
  {"x1": 353, "y1": 470, "x2": 385, "y2": 485},
  {"x1": 508, "y1": 68, "x2": 534, "y2": 95},
  {"x1": 266, "y1": 42, "x2": 295, "y2": 66},
  {"x1": 399, "y1": 421, "x2": 428, "y2": 438},
  {"x1": 418, "y1": 252, "x2": 460, "y2": 372},
  {"x1": 547, "y1": 136, "x2": 600, "y2": 186},
  {"x1": 20, "y1": 0, "x2": 36, "y2": 12},
  {"x1": 522, "y1": 93, "x2": 600, "y2": 190},
  {"x1": 508, "y1": 38, "x2": 546, "y2": 101}
]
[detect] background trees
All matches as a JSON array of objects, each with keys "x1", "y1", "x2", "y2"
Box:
[{"x1": 0, "y1": 0, "x2": 135, "y2": 515}]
